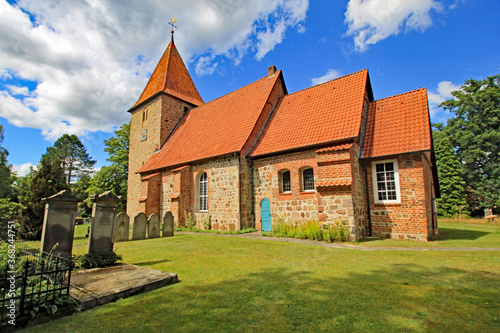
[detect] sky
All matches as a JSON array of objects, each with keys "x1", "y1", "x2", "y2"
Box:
[{"x1": 0, "y1": 0, "x2": 498, "y2": 177}]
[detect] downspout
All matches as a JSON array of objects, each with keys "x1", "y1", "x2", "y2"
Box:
[{"x1": 362, "y1": 160, "x2": 373, "y2": 237}]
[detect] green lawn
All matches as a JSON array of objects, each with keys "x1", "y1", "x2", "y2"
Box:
[
  {"x1": 357, "y1": 221, "x2": 500, "y2": 248},
  {"x1": 23, "y1": 223, "x2": 499, "y2": 333}
]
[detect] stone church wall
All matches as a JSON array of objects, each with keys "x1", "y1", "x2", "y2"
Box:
[{"x1": 253, "y1": 146, "x2": 363, "y2": 240}]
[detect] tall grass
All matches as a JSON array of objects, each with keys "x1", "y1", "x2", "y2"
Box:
[{"x1": 271, "y1": 219, "x2": 350, "y2": 242}]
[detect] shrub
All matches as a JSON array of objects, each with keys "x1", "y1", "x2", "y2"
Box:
[
  {"x1": 184, "y1": 211, "x2": 196, "y2": 230},
  {"x1": 269, "y1": 219, "x2": 350, "y2": 242},
  {"x1": 73, "y1": 251, "x2": 122, "y2": 270}
]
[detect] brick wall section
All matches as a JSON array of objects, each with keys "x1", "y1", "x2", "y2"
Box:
[
  {"x1": 366, "y1": 153, "x2": 430, "y2": 241},
  {"x1": 253, "y1": 146, "x2": 364, "y2": 240},
  {"x1": 239, "y1": 156, "x2": 253, "y2": 228},
  {"x1": 127, "y1": 94, "x2": 194, "y2": 220},
  {"x1": 350, "y1": 143, "x2": 367, "y2": 239},
  {"x1": 139, "y1": 173, "x2": 161, "y2": 217},
  {"x1": 423, "y1": 151, "x2": 438, "y2": 236}
]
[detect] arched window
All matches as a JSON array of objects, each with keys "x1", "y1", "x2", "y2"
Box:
[
  {"x1": 198, "y1": 172, "x2": 208, "y2": 211},
  {"x1": 301, "y1": 167, "x2": 315, "y2": 192},
  {"x1": 279, "y1": 170, "x2": 291, "y2": 193}
]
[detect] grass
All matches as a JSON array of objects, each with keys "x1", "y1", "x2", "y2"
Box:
[
  {"x1": 357, "y1": 219, "x2": 500, "y2": 248},
  {"x1": 21, "y1": 221, "x2": 500, "y2": 333}
]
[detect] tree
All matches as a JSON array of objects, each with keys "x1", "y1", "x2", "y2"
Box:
[
  {"x1": 18, "y1": 156, "x2": 68, "y2": 240},
  {"x1": 0, "y1": 125, "x2": 15, "y2": 200},
  {"x1": 440, "y1": 74, "x2": 500, "y2": 212},
  {"x1": 86, "y1": 123, "x2": 129, "y2": 212},
  {"x1": 44, "y1": 134, "x2": 96, "y2": 185},
  {"x1": 432, "y1": 125, "x2": 468, "y2": 217}
]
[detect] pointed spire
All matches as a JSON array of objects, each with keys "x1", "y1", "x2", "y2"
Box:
[{"x1": 129, "y1": 24, "x2": 203, "y2": 111}]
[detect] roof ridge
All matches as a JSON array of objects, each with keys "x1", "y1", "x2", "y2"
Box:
[
  {"x1": 190, "y1": 70, "x2": 282, "y2": 110},
  {"x1": 373, "y1": 87, "x2": 427, "y2": 103},
  {"x1": 284, "y1": 68, "x2": 368, "y2": 98}
]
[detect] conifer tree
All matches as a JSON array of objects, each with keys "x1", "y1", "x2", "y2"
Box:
[
  {"x1": 18, "y1": 156, "x2": 67, "y2": 240},
  {"x1": 44, "y1": 134, "x2": 96, "y2": 185},
  {"x1": 432, "y1": 125, "x2": 468, "y2": 217}
]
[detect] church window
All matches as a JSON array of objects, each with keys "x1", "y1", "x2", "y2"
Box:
[
  {"x1": 198, "y1": 172, "x2": 208, "y2": 211},
  {"x1": 301, "y1": 167, "x2": 315, "y2": 192},
  {"x1": 279, "y1": 170, "x2": 291, "y2": 193},
  {"x1": 371, "y1": 159, "x2": 401, "y2": 204}
]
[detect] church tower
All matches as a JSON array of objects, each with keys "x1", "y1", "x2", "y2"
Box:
[{"x1": 127, "y1": 36, "x2": 203, "y2": 218}]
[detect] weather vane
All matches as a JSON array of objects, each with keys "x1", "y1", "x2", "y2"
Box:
[{"x1": 169, "y1": 17, "x2": 178, "y2": 40}]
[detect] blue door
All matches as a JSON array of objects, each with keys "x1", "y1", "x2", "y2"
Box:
[{"x1": 261, "y1": 199, "x2": 271, "y2": 231}]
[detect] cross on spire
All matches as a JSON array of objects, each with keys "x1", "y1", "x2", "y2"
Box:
[{"x1": 169, "y1": 17, "x2": 178, "y2": 42}]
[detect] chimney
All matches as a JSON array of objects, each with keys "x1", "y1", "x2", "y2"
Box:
[{"x1": 268, "y1": 65, "x2": 277, "y2": 76}]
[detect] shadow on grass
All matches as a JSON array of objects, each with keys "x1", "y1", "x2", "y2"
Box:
[
  {"x1": 41, "y1": 263, "x2": 499, "y2": 332},
  {"x1": 133, "y1": 259, "x2": 171, "y2": 266},
  {"x1": 431, "y1": 227, "x2": 489, "y2": 241}
]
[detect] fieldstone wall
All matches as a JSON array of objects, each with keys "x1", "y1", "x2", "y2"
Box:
[
  {"x1": 191, "y1": 156, "x2": 240, "y2": 231},
  {"x1": 253, "y1": 144, "x2": 363, "y2": 241}
]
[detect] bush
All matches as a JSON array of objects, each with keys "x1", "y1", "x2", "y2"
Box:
[
  {"x1": 269, "y1": 219, "x2": 350, "y2": 242},
  {"x1": 73, "y1": 251, "x2": 122, "y2": 270}
]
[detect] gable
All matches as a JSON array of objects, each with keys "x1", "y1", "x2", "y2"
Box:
[
  {"x1": 362, "y1": 88, "x2": 432, "y2": 158},
  {"x1": 250, "y1": 69, "x2": 369, "y2": 157}
]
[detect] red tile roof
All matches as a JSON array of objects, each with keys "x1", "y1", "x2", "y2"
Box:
[
  {"x1": 316, "y1": 179, "x2": 352, "y2": 187},
  {"x1": 362, "y1": 88, "x2": 431, "y2": 158},
  {"x1": 138, "y1": 72, "x2": 282, "y2": 173},
  {"x1": 130, "y1": 41, "x2": 203, "y2": 110},
  {"x1": 316, "y1": 143, "x2": 353, "y2": 154},
  {"x1": 250, "y1": 69, "x2": 368, "y2": 157}
]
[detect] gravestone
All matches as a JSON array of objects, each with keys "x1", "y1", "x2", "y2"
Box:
[
  {"x1": 40, "y1": 190, "x2": 79, "y2": 259},
  {"x1": 114, "y1": 212, "x2": 130, "y2": 242},
  {"x1": 148, "y1": 214, "x2": 161, "y2": 239},
  {"x1": 132, "y1": 213, "x2": 147, "y2": 240},
  {"x1": 163, "y1": 211, "x2": 174, "y2": 237},
  {"x1": 484, "y1": 208, "x2": 493, "y2": 217},
  {"x1": 88, "y1": 191, "x2": 120, "y2": 254}
]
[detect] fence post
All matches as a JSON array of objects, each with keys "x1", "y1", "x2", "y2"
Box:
[{"x1": 19, "y1": 260, "x2": 29, "y2": 317}]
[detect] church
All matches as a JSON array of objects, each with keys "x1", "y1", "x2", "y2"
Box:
[{"x1": 126, "y1": 36, "x2": 440, "y2": 241}]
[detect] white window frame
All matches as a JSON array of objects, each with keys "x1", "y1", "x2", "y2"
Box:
[
  {"x1": 371, "y1": 159, "x2": 401, "y2": 204},
  {"x1": 279, "y1": 170, "x2": 291, "y2": 193},
  {"x1": 198, "y1": 172, "x2": 208, "y2": 212},
  {"x1": 301, "y1": 167, "x2": 315, "y2": 192}
]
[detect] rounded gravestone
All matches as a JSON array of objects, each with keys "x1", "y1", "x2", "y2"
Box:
[
  {"x1": 132, "y1": 213, "x2": 147, "y2": 240},
  {"x1": 148, "y1": 213, "x2": 161, "y2": 239},
  {"x1": 163, "y1": 211, "x2": 174, "y2": 237}
]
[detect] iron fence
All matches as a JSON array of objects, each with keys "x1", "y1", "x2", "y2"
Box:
[{"x1": 0, "y1": 243, "x2": 73, "y2": 321}]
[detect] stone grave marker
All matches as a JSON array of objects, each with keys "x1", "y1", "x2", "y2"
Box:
[
  {"x1": 132, "y1": 213, "x2": 147, "y2": 240},
  {"x1": 40, "y1": 190, "x2": 79, "y2": 259},
  {"x1": 484, "y1": 208, "x2": 493, "y2": 217},
  {"x1": 163, "y1": 211, "x2": 174, "y2": 237},
  {"x1": 114, "y1": 212, "x2": 130, "y2": 242},
  {"x1": 148, "y1": 214, "x2": 161, "y2": 238},
  {"x1": 88, "y1": 191, "x2": 120, "y2": 254}
]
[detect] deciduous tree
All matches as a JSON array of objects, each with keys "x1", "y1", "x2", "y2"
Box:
[{"x1": 441, "y1": 74, "x2": 500, "y2": 212}]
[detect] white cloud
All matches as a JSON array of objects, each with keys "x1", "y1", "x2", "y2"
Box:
[
  {"x1": 5, "y1": 85, "x2": 29, "y2": 96},
  {"x1": 12, "y1": 162, "x2": 36, "y2": 177},
  {"x1": 195, "y1": 56, "x2": 218, "y2": 76},
  {"x1": 0, "y1": 0, "x2": 309, "y2": 140},
  {"x1": 428, "y1": 80, "x2": 460, "y2": 119},
  {"x1": 344, "y1": 0, "x2": 442, "y2": 52},
  {"x1": 311, "y1": 69, "x2": 342, "y2": 86}
]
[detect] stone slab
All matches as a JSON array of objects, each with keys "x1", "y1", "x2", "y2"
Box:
[{"x1": 70, "y1": 264, "x2": 178, "y2": 311}]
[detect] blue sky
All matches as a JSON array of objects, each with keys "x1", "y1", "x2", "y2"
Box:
[{"x1": 0, "y1": 0, "x2": 498, "y2": 177}]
